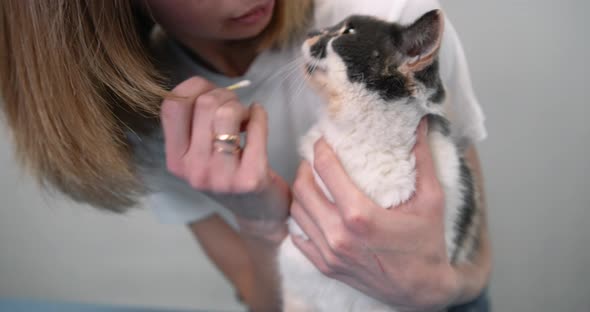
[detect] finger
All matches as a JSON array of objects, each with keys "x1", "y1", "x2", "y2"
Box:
[
  {"x1": 236, "y1": 103, "x2": 269, "y2": 190},
  {"x1": 292, "y1": 162, "x2": 340, "y2": 235},
  {"x1": 313, "y1": 139, "x2": 375, "y2": 217},
  {"x1": 292, "y1": 235, "x2": 362, "y2": 284},
  {"x1": 290, "y1": 199, "x2": 332, "y2": 258},
  {"x1": 409, "y1": 118, "x2": 444, "y2": 209},
  {"x1": 291, "y1": 235, "x2": 334, "y2": 278},
  {"x1": 209, "y1": 100, "x2": 249, "y2": 192},
  {"x1": 292, "y1": 185, "x2": 358, "y2": 271},
  {"x1": 398, "y1": 117, "x2": 448, "y2": 218},
  {"x1": 188, "y1": 88, "x2": 238, "y2": 163},
  {"x1": 412, "y1": 118, "x2": 440, "y2": 196},
  {"x1": 161, "y1": 77, "x2": 214, "y2": 165}
]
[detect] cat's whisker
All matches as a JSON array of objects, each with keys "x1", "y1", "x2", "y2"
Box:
[
  {"x1": 275, "y1": 56, "x2": 306, "y2": 76},
  {"x1": 281, "y1": 65, "x2": 310, "y2": 92},
  {"x1": 271, "y1": 55, "x2": 306, "y2": 75},
  {"x1": 293, "y1": 76, "x2": 308, "y2": 99},
  {"x1": 289, "y1": 59, "x2": 312, "y2": 96},
  {"x1": 279, "y1": 64, "x2": 307, "y2": 86},
  {"x1": 264, "y1": 66, "x2": 303, "y2": 87},
  {"x1": 257, "y1": 56, "x2": 307, "y2": 86},
  {"x1": 293, "y1": 58, "x2": 320, "y2": 98},
  {"x1": 298, "y1": 58, "x2": 316, "y2": 79},
  {"x1": 273, "y1": 62, "x2": 309, "y2": 90}
]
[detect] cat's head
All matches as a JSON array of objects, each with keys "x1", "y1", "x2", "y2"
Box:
[{"x1": 302, "y1": 10, "x2": 445, "y2": 109}]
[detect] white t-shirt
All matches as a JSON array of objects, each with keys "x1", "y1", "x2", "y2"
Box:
[{"x1": 134, "y1": 0, "x2": 487, "y2": 226}]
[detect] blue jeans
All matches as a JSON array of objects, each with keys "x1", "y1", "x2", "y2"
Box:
[{"x1": 449, "y1": 289, "x2": 490, "y2": 312}]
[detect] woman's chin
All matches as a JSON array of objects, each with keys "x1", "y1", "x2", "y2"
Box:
[{"x1": 226, "y1": 19, "x2": 273, "y2": 41}]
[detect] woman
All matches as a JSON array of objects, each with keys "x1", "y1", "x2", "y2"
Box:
[{"x1": 0, "y1": 0, "x2": 491, "y2": 311}]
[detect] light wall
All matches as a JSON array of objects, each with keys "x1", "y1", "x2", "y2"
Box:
[
  {"x1": 445, "y1": 0, "x2": 590, "y2": 310},
  {"x1": 1, "y1": 1, "x2": 589, "y2": 311}
]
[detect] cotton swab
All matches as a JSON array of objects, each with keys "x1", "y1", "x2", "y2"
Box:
[{"x1": 225, "y1": 80, "x2": 252, "y2": 91}]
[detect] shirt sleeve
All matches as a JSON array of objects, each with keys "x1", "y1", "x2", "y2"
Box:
[
  {"x1": 147, "y1": 173, "x2": 215, "y2": 223},
  {"x1": 438, "y1": 17, "x2": 488, "y2": 147},
  {"x1": 145, "y1": 171, "x2": 238, "y2": 228}
]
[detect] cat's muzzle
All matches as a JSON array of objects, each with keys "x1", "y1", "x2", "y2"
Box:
[{"x1": 305, "y1": 63, "x2": 327, "y2": 75}]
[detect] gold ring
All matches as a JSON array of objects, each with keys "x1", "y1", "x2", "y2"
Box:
[
  {"x1": 213, "y1": 133, "x2": 241, "y2": 155},
  {"x1": 214, "y1": 134, "x2": 240, "y2": 146},
  {"x1": 214, "y1": 144, "x2": 241, "y2": 155}
]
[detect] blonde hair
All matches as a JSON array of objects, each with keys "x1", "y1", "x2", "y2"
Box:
[{"x1": 0, "y1": 0, "x2": 313, "y2": 212}]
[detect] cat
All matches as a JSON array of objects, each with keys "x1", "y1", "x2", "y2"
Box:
[{"x1": 278, "y1": 10, "x2": 481, "y2": 312}]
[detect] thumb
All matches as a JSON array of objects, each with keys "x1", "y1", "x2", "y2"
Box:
[{"x1": 410, "y1": 117, "x2": 444, "y2": 210}]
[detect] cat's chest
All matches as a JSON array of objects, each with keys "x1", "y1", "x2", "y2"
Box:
[{"x1": 300, "y1": 123, "x2": 417, "y2": 208}]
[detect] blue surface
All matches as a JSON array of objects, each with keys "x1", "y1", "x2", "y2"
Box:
[
  {"x1": 449, "y1": 289, "x2": 491, "y2": 312},
  {"x1": 1, "y1": 294, "x2": 488, "y2": 312},
  {"x1": 0, "y1": 299, "x2": 212, "y2": 312}
]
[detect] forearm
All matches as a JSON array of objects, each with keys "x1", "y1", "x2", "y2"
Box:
[
  {"x1": 189, "y1": 215, "x2": 287, "y2": 312},
  {"x1": 452, "y1": 146, "x2": 492, "y2": 304},
  {"x1": 238, "y1": 219, "x2": 288, "y2": 311},
  {"x1": 453, "y1": 213, "x2": 491, "y2": 304},
  {"x1": 189, "y1": 215, "x2": 256, "y2": 302},
  {"x1": 229, "y1": 178, "x2": 291, "y2": 311}
]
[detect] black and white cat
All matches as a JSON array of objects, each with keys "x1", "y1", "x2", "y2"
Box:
[{"x1": 278, "y1": 10, "x2": 481, "y2": 312}]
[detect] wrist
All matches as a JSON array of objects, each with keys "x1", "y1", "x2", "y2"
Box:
[
  {"x1": 399, "y1": 265, "x2": 463, "y2": 312},
  {"x1": 448, "y1": 260, "x2": 491, "y2": 306},
  {"x1": 238, "y1": 218, "x2": 288, "y2": 247}
]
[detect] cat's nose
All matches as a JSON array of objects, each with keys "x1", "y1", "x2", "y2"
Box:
[{"x1": 309, "y1": 38, "x2": 328, "y2": 59}]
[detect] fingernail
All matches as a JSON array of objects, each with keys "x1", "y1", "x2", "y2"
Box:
[
  {"x1": 314, "y1": 137, "x2": 326, "y2": 150},
  {"x1": 421, "y1": 118, "x2": 429, "y2": 135},
  {"x1": 293, "y1": 233, "x2": 310, "y2": 241}
]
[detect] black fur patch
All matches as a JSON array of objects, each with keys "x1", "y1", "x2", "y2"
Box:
[
  {"x1": 330, "y1": 16, "x2": 413, "y2": 101},
  {"x1": 451, "y1": 158, "x2": 477, "y2": 263},
  {"x1": 308, "y1": 15, "x2": 443, "y2": 103},
  {"x1": 426, "y1": 114, "x2": 451, "y2": 137},
  {"x1": 415, "y1": 60, "x2": 445, "y2": 104},
  {"x1": 310, "y1": 35, "x2": 331, "y2": 59},
  {"x1": 309, "y1": 21, "x2": 344, "y2": 60}
]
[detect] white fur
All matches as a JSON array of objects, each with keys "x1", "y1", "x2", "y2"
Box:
[{"x1": 278, "y1": 38, "x2": 466, "y2": 311}]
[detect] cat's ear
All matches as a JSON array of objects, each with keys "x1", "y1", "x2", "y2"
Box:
[{"x1": 399, "y1": 10, "x2": 444, "y2": 73}]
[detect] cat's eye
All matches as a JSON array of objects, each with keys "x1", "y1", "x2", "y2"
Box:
[{"x1": 342, "y1": 24, "x2": 356, "y2": 35}]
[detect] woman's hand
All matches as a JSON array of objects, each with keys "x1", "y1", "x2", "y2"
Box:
[
  {"x1": 290, "y1": 120, "x2": 464, "y2": 311},
  {"x1": 160, "y1": 76, "x2": 289, "y2": 243}
]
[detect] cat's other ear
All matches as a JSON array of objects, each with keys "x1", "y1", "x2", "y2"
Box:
[{"x1": 399, "y1": 10, "x2": 444, "y2": 73}]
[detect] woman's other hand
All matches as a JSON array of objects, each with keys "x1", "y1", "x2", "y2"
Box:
[
  {"x1": 160, "y1": 76, "x2": 289, "y2": 243},
  {"x1": 291, "y1": 120, "x2": 464, "y2": 311}
]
